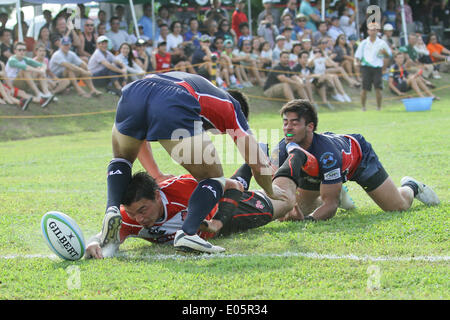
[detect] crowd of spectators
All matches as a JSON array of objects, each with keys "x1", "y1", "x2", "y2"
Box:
[{"x1": 0, "y1": 0, "x2": 449, "y2": 111}]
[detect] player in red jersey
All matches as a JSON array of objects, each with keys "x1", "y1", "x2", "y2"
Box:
[{"x1": 85, "y1": 148, "x2": 304, "y2": 259}]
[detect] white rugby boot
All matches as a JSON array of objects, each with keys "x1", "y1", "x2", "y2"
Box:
[
  {"x1": 338, "y1": 185, "x2": 356, "y2": 210},
  {"x1": 99, "y1": 206, "x2": 122, "y2": 257},
  {"x1": 400, "y1": 176, "x2": 440, "y2": 206},
  {"x1": 174, "y1": 230, "x2": 225, "y2": 254}
]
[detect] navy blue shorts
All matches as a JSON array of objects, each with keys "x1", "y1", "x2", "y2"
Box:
[
  {"x1": 115, "y1": 78, "x2": 202, "y2": 141},
  {"x1": 349, "y1": 134, "x2": 388, "y2": 192}
]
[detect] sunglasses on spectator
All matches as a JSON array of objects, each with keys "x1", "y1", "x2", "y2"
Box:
[
  {"x1": 85, "y1": 24, "x2": 94, "y2": 27},
  {"x1": 16, "y1": 48, "x2": 26, "y2": 51}
]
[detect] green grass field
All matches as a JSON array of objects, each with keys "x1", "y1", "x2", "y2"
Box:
[{"x1": 0, "y1": 77, "x2": 448, "y2": 300}]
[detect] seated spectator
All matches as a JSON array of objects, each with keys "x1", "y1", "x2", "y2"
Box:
[
  {"x1": 78, "y1": 19, "x2": 98, "y2": 62},
  {"x1": 35, "y1": 26, "x2": 54, "y2": 59},
  {"x1": 259, "y1": 40, "x2": 273, "y2": 71},
  {"x1": 171, "y1": 44, "x2": 196, "y2": 75},
  {"x1": 166, "y1": 21, "x2": 184, "y2": 52},
  {"x1": 134, "y1": 39, "x2": 152, "y2": 73},
  {"x1": 156, "y1": 5, "x2": 173, "y2": 28},
  {"x1": 237, "y1": 22, "x2": 252, "y2": 49},
  {"x1": 216, "y1": 19, "x2": 237, "y2": 48},
  {"x1": 281, "y1": 27, "x2": 295, "y2": 52},
  {"x1": 263, "y1": 51, "x2": 308, "y2": 101},
  {"x1": 50, "y1": 37, "x2": 102, "y2": 98},
  {"x1": 184, "y1": 18, "x2": 202, "y2": 49},
  {"x1": 431, "y1": 0, "x2": 449, "y2": 28},
  {"x1": 289, "y1": 42, "x2": 302, "y2": 67},
  {"x1": 312, "y1": 21, "x2": 328, "y2": 46},
  {"x1": 50, "y1": 16, "x2": 81, "y2": 53},
  {"x1": 258, "y1": 0, "x2": 281, "y2": 27},
  {"x1": 0, "y1": 28, "x2": 13, "y2": 64},
  {"x1": 106, "y1": 16, "x2": 131, "y2": 53},
  {"x1": 114, "y1": 42, "x2": 145, "y2": 82},
  {"x1": 33, "y1": 44, "x2": 70, "y2": 96},
  {"x1": 4, "y1": 42, "x2": 54, "y2": 107},
  {"x1": 294, "y1": 13, "x2": 312, "y2": 42},
  {"x1": 87, "y1": 36, "x2": 126, "y2": 95},
  {"x1": 339, "y1": 7, "x2": 357, "y2": 40},
  {"x1": 426, "y1": 32, "x2": 450, "y2": 74},
  {"x1": 0, "y1": 61, "x2": 34, "y2": 110},
  {"x1": 272, "y1": 35, "x2": 287, "y2": 66},
  {"x1": 221, "y1": 39, "x2": 246, "y2": 87},
  {"x1": 291, "y1": 50, "x2": 318, "y2": 109},
  {"x1": 381, "y1": 23, "x2": 398, "y2": 52},
  {"x1": 257, "y1": 13, "x2": 279, "y2": 49},
  {"x1": 156, "y1": 23, "x2": 170, "y2": 45},
  {"x1": 236, "y1": 39, "x2": 265, "y2": 87},
  {"x1": 388, "y1": 52, "x2": 438, "y2": 100},
  {"x1": 333, "y1": 34, "x2": 360, "y2": 87},
  {"x1": 191, "y1": 35, "x2": 213, "y2": 80},
  {"x1": 308, "y1": 48, "x2": 351, "y2": 105},
  {"x1": 205, "y1": 0, "x2": 229, "y2": 28},
  {"x1": 299, "y1": 0, "x2": 320, "y2": 32},
  {"x1": 300, "y1": 37, "x2": 313, "y2": 56},
  {"x1": 405, "y1": 33, "x2": 435, "y2": 79},
  {"x1": 205, "y1": 20, "x2": 218, "y2": 44},
  {"x1": 282, "y1": 0, "x2": 299, "y2": 21},
  {"x1": 279, "y1": 13, "x2": 296, "y2": 40},
  {"x1": 327, "y1": 17, "x2": 345, "y2": 41},
  {"x1": 152, "y1": 41, "x2": 172, "y2": 72}
]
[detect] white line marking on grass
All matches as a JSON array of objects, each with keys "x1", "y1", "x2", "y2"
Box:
[{"x1": 1, "y1": 252, "x2": 449, "y2": 262}]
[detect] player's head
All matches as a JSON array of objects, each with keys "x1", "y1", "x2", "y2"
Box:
[
  {"x1": 280, "y1": 99, "x2": 318, "y2": 145},
  {"x1": 122, "y1": 172, "x2": 162, "y2": 227},
  {"x1": 227, "y1": 90, "x2": 249, "y2": 120}
]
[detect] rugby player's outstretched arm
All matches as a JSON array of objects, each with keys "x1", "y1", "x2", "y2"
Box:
[
  {"x1": 309, "y1": 182, "x2": 341, "y2": 220},
  {"x1": 138, "y1": 142, "x2": 174, "y2": 183}
]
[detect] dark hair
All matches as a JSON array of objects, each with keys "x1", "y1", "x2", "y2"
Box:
[
  {"x1": 119, "y1": 42, "x2": 134, "y2": 67},
  {"x1": 280, "y1": 99, "x2": 318, "y2": 131},
  {"x1": 280, "y1": 50, "x2": 291, "y2": 57},
  {"x1": 14, "y1": 42, "x2": 26, "y2": 50},
  {"x1": 122, "y1": 172, "x2": 160, "y2": 206},
  {"x1": 259, "y1": 40, "x2": 269, "y2": 52},
  {"x1": 110, "y1": 16, "x2": 120, "y2": 24},
  {"x1": 170, "y1": 20, "x2": 181, "y2": 32},
  {"x1": 239, "y1": 22, "x2": 249, "y2": 30},
  {"x1": 298, "y1": 50, "x2": 309, "y2": 58},
  {"x1": 228, "y1": 90, "x2": 249, "y2": 120},
  {"x1": 0, "y1": 28, "x2": 12, "y2": 37}
]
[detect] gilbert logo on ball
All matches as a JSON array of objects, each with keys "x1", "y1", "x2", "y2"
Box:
[{"x1": 41, "y1": 211, "x2": 85, "y2": 260}]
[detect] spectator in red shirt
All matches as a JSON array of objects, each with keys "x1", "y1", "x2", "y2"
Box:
[
  {"x1": 151, "y1": 41, "x2": 172, "y2": 72},
  {"x1": 232, "y1": 0, "x2": 248, "y2": 40}
]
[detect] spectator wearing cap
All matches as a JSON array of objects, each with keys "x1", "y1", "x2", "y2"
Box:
[
  {"x1": 381, "y1": 23, "x2": 398, "y2": 52},
  {"x1": 354, "y1": 22, "x2": 392, "y2": 111},
  {"x1": 258, "y1": 0, "x2": 281, "y2": 28},
  {"x1": 205, "y1": 0, "x2": 229, "y2": 28},
  {"x1": 50, "y1": 37, "x2": 101, "y2": 98},
  {"x1": 106, "y1": 16, "x2": 132, "y2": 53},
  {"x1": 184, "y1": 18, "x2": 202, "y2": 49},
  {"x1": 78, "y1": 19, "x2": 98, "y2": 63},
  {"x1": 257, "y1": 13, "x2": 279, "y2": 49},
  {"x1": 263, "y1": 50, "x2": 308, "y2": 101},
  {"x1": 87, "y1": 35, "x2": 127, "y2": 95},
  {"x1": 293, "y1": 13, "x2": 312, "y2": 42},
  {"x1": 299, "y1": 0, "x2": 320, "y2": 32},
  {"x1": 135, "y1": 39, "x2": 153, "y2": 73},
  {"x1": 5, "y1": 42, "x2": 54, "y2": 107},
  {"x1": 232, "y1": 0, "x2": 248, "y2": 40},
  {"x1": 272, "y1": 35, "x2": 287, "y2": 66},
  {"x1": 191, "y1": 35, "x2": 214, "y2": 80}
]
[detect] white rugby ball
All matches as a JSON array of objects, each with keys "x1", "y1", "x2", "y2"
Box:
[{"x1": 41, "y1": 211, "x2": 85, "y2": 261}]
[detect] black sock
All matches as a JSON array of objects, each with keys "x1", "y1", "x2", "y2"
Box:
[
  {"x1": 106, "y1": 158, "x2": 132, "y2": 211},
  {"x1": 183, "y1": 178, "x2": 224, "y2": 235},
  {"x1": 273, "y1": 149, "x2": 307, "y2": 187},
  {"x1": 402, "y1": 181, "x2": 419, "y2": 197},
  {"x1": 231, "y1": 163, "x2": 253, "y2": 191},
  {"x1": 213, "y1": 189, "x2": 243, "y2": 225}
]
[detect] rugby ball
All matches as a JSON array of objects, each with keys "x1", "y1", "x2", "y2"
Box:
[{"x1": 41, "y1": 211, "x2": 85, "y2": 261}]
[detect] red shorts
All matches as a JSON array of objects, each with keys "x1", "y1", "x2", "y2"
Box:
[{"x1": 1, "y1": 84, "x2": 20, "y2": 98}]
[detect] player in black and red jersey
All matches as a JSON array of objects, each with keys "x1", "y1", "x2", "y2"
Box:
[{"x1": 271, "y1": 99, "x2": 440, "y2": 221}]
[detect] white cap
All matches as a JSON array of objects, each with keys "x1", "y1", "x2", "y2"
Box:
[
  {"x1": 97, "y1": 35, "x2": 109, "y2": 43},
  {"x1": 383, "y1": 23, "x2": 394, "y2": 31}
]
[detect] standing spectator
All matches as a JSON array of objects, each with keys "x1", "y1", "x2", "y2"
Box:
[
  {"x1": 258, "y1": 0, "x2": 281, "y2": 27},
  {"x1": 427, "y1": 32, "x2": 450, "y2": 73},
  {"x1": 156, "y1": 5, "x2": 173, "y2": 28},
  {"x1": 114, "y1": 5, "x2": 129, "y2": 32},
  {"x1": 106, "y1": 16, "x2": 131, "y2": 53},
  {"x1": 0, "y1": 12, "x2": 9, "y2": 31},
  {"x1": 166, "y1": 21, "x2": 184, "y2": 52},
  {"x1": 282, "y1": 0, "x2": 299, "y2": 21},
  {"x1": 95, "y1": 10, "x2": 110, "y2": 31},
  {"x1": 50, "y1": 37, "x2": 101, "y2": 98},
  {"x1": 257, "y1": 13, "x2": 279, "y2": 49},
  {"x1": 114, "y1": 42, "x2": 144, "y2": 82},
  {"x1": 205, "y1": 0, "x2": 229, "y2": 28},
  {"x1": 263, "y1": 50, "x2": 308, "y2": 101},
  {"x1": 354, "y1": 22, "x2": 392, "y2": 111},
  {"x1": 139, "y1": 4, "x2": 158, "y2": 42},
  {"x1": 5, "y1": 42, "x2": 54, "y2": 107},
  {"x1": 13, "y1": 11, "x2": 28, "y2": 43},
  {"x1": 432, "y1": 0, "x2": 450, "y2": 28},
  {"x1": 0, "y1": 29, "x2": 13, "y2": 64},
  {"x1": 42, "y1": 10, "x2": 53, "y2": 31},
  {"x1": 156, "y1": 24, "x2": 170, "y2": 45},
  {"x1": 87, "y1": 36, "x2": 126, "y2": 95},
  {"x1": 339, "y1": 7, "x2": 357, "y2": 40},
  {"x1": 382, "y1": 0, "x2": 398, "y2": 32},
  {"x1": 396, "y1": 0, "x2": 415, "y2": 34},
  {"x1": 184, "y1": 18, "x2": 202, "y2": 49},
  {"x1": 232, "y1": 0, "x2": 248, "y2": 40},
  {"x1": 299, "y1": 0, "x2": 320, "y2": 32},
  {"x1": 78, "y1": 19, "x2": 98, "y2": 62}
]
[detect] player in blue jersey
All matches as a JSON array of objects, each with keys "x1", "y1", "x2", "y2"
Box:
[
  {"x1": 100, "y1": 72, "x2": 286, "y2": 255},
  {"x1": 271, "y1": 99, "x2": 440, "y2": 221}
]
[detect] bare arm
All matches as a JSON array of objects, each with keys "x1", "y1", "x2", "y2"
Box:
[
  {"x1": 308, "y1": 182, "x2": 341, "y2": 220},
  {"x1": 137, "y1": 142, "x2": 174, "y2": 183}
]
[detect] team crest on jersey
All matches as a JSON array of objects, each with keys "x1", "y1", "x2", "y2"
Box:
[
  {"x1": 320, "y1": 152, "x2": 337, "y2": 169},
  {"x1": 255, "y1": 200, "x2": 265, "y2": 210}
]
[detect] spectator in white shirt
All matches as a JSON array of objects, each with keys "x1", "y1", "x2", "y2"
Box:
[
  {"x1": 106, "y1": 16, "x2": 131, "y2": 53},
  {"x1": 327, "y1": 17, "x2": 345, "y2": 41},
  {"x1": 166, "y1": 21, "x2": 184, "y2": 52}
]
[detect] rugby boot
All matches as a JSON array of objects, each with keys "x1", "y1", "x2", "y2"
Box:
[
  {"x1": 173, "y1": 230, "x2": 225, "y2": 254},
  {"x1": 401, "y1": 176, "x2": 440, "y2": 206}
]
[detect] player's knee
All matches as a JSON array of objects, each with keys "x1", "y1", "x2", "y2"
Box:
[{"x1": 225, "y1": 178, "x2": 244, "y2": 192}]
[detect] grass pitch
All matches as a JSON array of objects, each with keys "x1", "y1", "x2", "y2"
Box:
[{"x1": 0, "y1": 79, "x2": 448, "y2": 300}]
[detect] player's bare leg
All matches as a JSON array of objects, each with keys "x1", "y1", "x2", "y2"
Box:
[{"x1": 367, "y1": 177, "x2": 414, "y2": 211}]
